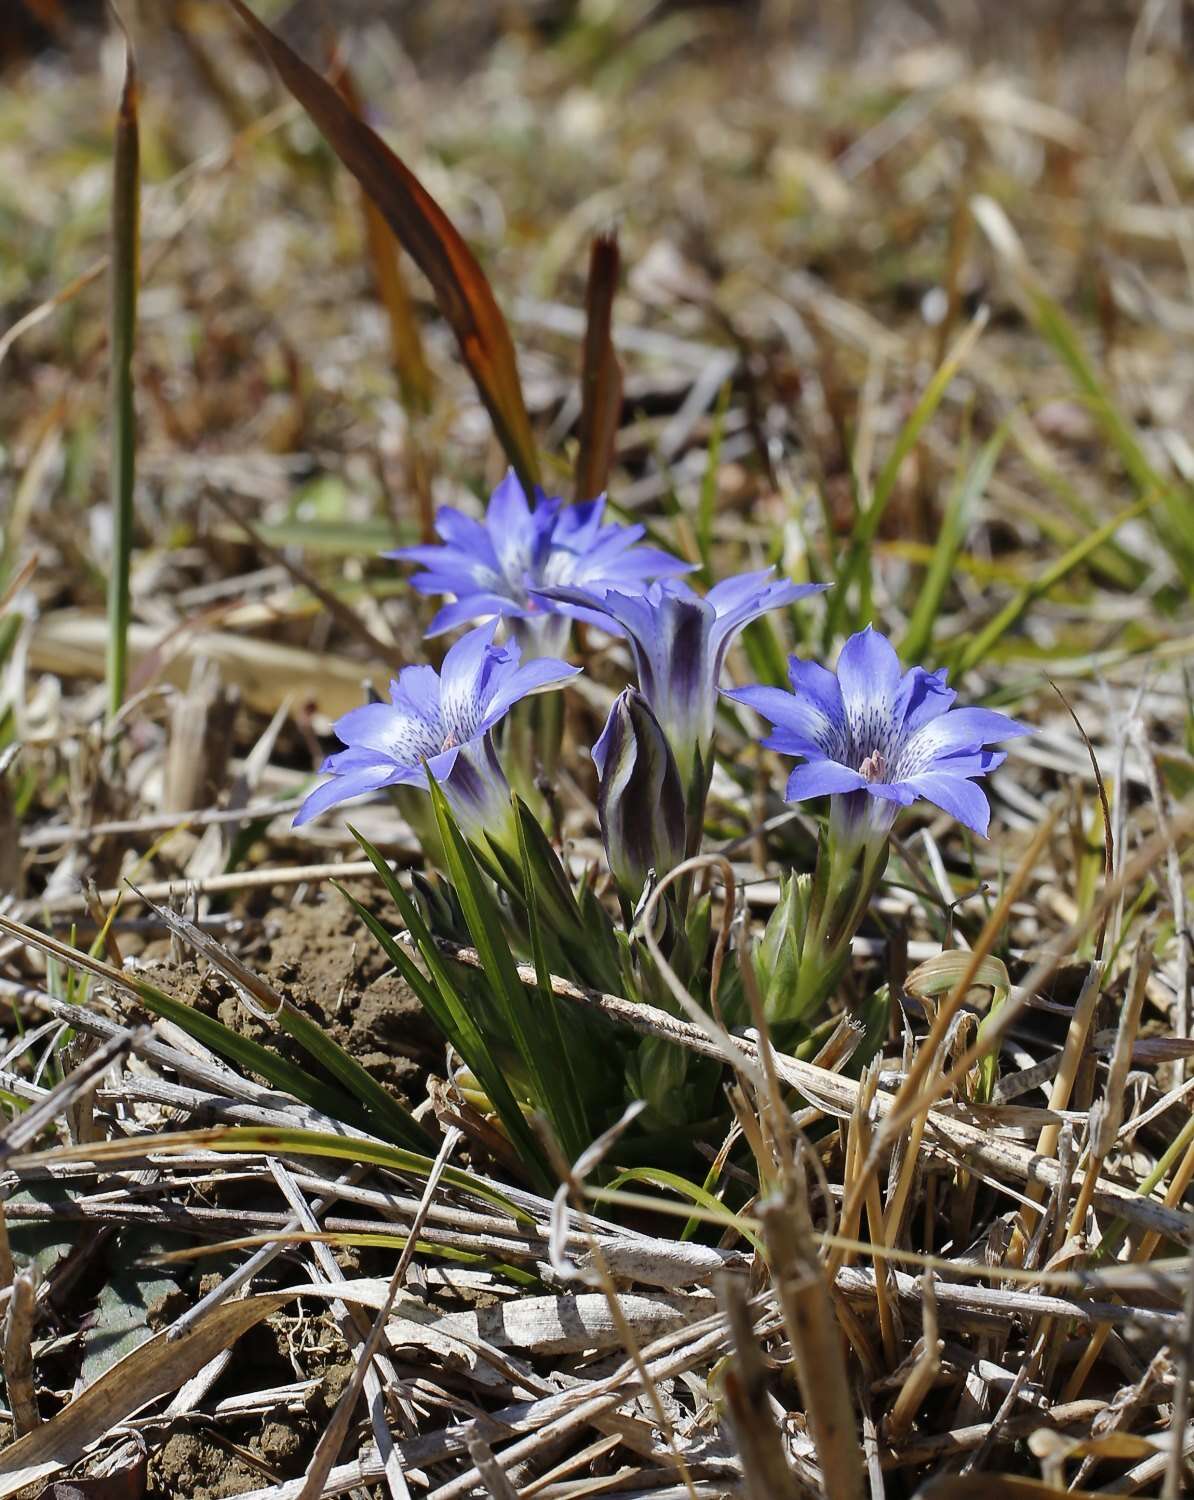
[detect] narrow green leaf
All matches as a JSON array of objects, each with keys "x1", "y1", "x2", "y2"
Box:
[
  {"x1": 341, "y1": 829, "x2": 552, "y2": 1183},
  {"x1": 696, "y1": 380, "x2": 731, "y2": 579},
  {"x1": 267, "y1": 988, "x2": 433, "y2": 1153},
  {"x1": 1027, "y1": 286, "x2": 1194, "y2": 580},
  {"x1": 125, "y1": 975, "x2": 361, "y2": 1122},
  {"x1": 514, "y1": 798, "x2": 589, "y2": 1160},
  {"x1": 106, "y1": 16, "x2": 139, "y2": 722},
  {"x1": 0, "y1": 911, "x2": 367, "y2": 1124},
  {"x1": 604, "y1": 1166, "x2": 765, "y2": 1254},
  {"x1": 131, "y1": 886, "x2": 434, "y2": 1154},
  {"x1": 900, "y1": 425, "x2": 1008, "y2": 665},
  {"x1": 427, "y1": 780, "x2": 567, "y2": 1188},
  {"x1": 954, "y1": 497, "x2": 1151, "y2": 676},
  {"x1": 827, "y1": 311, "x2": 987, "y2": 641},
  {"x1": 17, "y1": 1124, "x2": 526, "y2": 1223}
]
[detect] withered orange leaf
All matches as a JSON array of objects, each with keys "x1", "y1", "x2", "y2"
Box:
[
  {"x1": 574, "y1": 228, "x2": 623, "y2": 503},
  {"x1": 224, "y1": 0, "x2": 540, "y2": 493}
]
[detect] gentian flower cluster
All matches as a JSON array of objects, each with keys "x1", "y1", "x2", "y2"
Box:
[
  {"x1": 388, "y1": 470, "x2": 689, "y2": 654},
  {"x1": 295, "y1": 621, "x2": 577, "y2": 849},
  {"x1": 296, "y1": 463, "x2": 1030, "y2": 1063}
]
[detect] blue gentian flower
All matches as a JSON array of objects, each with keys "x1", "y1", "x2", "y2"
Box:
[
  {"x1": 387, "y1": 470, "x2": 690, "y2": 651},
  {"x1": 724, "y1": 625, "x2": 1030, "y2": 844},
  {"x1": 294, "y1": 621, "x2": 579, "y2": 845},
  {"x1": 542, "y1": 570, "x2": 825, "y2": 790}
]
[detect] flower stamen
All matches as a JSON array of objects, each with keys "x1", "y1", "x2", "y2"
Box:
[{"x1": 859, "y1": 750, "x2": 886, "y2": 783}]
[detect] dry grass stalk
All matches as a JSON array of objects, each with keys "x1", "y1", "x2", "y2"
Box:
[
  {"x1": 1068, "y1": 934, "x2": 1151, "y2": 1238},
  {"x1": 2, "y1": 1266, "x2": 38, "y2": 1437},
  {"x1": 718, "y1": 1271, "x2": 807, "y2": 1500},
  {"x1": 759, "y1": 1174, "x2": 864, "y2": 1500},
  {"x1": 884, "y1": 1274, "x2": 941, "y2": 1444}
]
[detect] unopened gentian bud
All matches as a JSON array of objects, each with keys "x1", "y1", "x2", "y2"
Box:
[
  {"x1": 593, "y1": 688, "x2": 686, "y2": 911},
  {"x1": 755, "y1": 872, "x2": 814, "y2": 1026}
]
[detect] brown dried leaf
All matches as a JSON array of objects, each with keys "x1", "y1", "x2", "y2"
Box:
[{"x1": 575, "y1": 229, "x2": 623, "y2": 502}]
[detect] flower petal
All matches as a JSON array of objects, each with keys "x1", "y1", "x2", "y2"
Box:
[
  {"x1": 579, "y1": 543, "x2": 694, "y2": 585},
  {"x1": 708, "y1": 575, "x2": 827, "y2": 659},
  {"x1": 931, "y1": 747, "x2": 1007, "y2": 778},
  {"x1": 787, "y1": 657, "x2": 846, "y2": 719},
  {"x1": 440, "y1": 621, "x2": 505, "y2": 738},
  {"x1": 895, "y1": 665, "x2": 955, "y2": 734},
  {"x1": 902, "y1": 773, "x2": 993, "y2": 835},
  {"x1": 864, "y1": 780, "x2": 918, "y2": 806},
  {"x1": 836, "y1": 626, "x2": 902, "y2": 740},
  {"x1": 294, "y1": 761, "x2": 400, "y2": 826},
  {"x1": 389, "y1": 664, "x2": 441, "y2": 727},
  {"x1": 478, "y1": 657, "x2": 581, "y2": 731},
  {"x1": 724, "y1": 678, "x2": 845, "y2": 757},
  {"x1": 433, "y1": 506, "x2": 499, "y2": 561},
  {"x1": 901, "y1": 706, "x2": 1032, "y2": 772},
  {"x1": 330, "y1": 702, "x2": 436, "y2": 762},
  {"x1": 784, "y1": 760, "x2": 868, "y2": 802},
  {"x1": 486, "y1": 470, "x2": 540, "y2": 581},
  {"x1": 425, "y1": 592, "x2": 526, "y2": 638}
]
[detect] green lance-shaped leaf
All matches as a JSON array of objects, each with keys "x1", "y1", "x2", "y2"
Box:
[
  {"x1": 224, "y1": 0, "x2": 540, "y2": 494},
  {"x1": 428, "y1": 777, "x2": 577, "y2": 1185},
  {"x1": 342, "y1": 826, "x2": 553, "y2": 1186},
  {"x1": 14, "y1": 1124, "x2": 526, "y2": 1223}
]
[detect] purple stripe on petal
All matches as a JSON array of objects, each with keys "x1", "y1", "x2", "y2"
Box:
[
  {"x1": 836, "y1": 626, "x2": 902, "y2": 744},
  {"x1": 900, "y1": 706, "x2": 1032, "y2": 772},
  {"x1": 724, "y1": 682, "x2": 844, "y2": 757},
  {"x1": 895, "y1": 665, "x2": 955, "y2": 734}
]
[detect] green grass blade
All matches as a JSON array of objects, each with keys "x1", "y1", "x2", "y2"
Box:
[
  {"x1": 129, "y1": 885, "x2": 436, "y2": 1155},
  {"x1": 604, "y1": 1166, "x2": 764, "y2": 1254},
  {"x1": 696, "y1": 380, "x2": 731, "y2": 580},
  {"x1": 826, "y1": 309, "x2": 987, "y2": 642},
  {"x1": 427, "y1": 780, "x2": 574, "y2": 1181},
  {"x1": 514, "y1": 798, "x2": 590, "y2": 1160},
  {"x1": 266, "y1": 991, "x2": 434, "y2": 1154},
  {"x1": 0, "y1": 911, "x2": 373, "y2": 1123},
  {"x1": 18, "y1": 1124, "x2": 526, "y2": 1223},
  {"x1": 341, "y1": 828, "x2": 553, "y2": 1184},
  {"x1": 899, "y1": 425, "x2": 1008, "y2": 666},
  {"x1": 125, "y1": 976, "x2": 363, "y2": 1122},
  {"x1": 106, "y1": 22, "x2": 139, "y2": 723},
  {"x1": 1029, "y1": 287, "x2": 1194, "y2": 581},
  {"x1": 954, "y1": 497, "x2": 1151, "y2": 677}
]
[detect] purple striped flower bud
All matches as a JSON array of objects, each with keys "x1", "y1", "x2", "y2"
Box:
[{"x1": 592, "y1": 688, "x2": 686, "y2": 909}]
